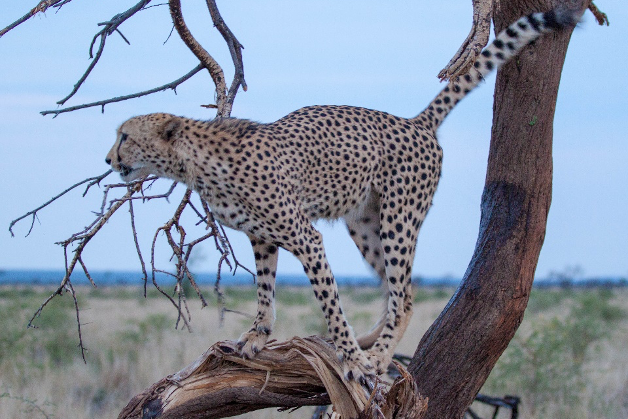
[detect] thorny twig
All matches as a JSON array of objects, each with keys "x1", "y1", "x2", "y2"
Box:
[
  {"x1": 128, "y1": 200, "x2": 149, "y2": 297},
  {"x1": 27, "y1": 182, "x2": 142, "y2": 362}
]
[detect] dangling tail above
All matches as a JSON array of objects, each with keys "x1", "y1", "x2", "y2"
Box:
[{"x1": 412, "y1": 8, "x2": 582, "y2": 128}]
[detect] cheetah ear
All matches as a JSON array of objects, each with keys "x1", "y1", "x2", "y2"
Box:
[{"x1": 159, "y1": 117, "x2": 181, "y2": 142}]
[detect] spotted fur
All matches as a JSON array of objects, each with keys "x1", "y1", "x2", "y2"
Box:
[{"x1": 106, "y1": 9, "x2": 578, "y2": 383}]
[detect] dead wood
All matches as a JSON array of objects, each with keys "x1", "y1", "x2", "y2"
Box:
[
  {"x1": 118, "y1": 336, "x2": 427, "y2": 419},
  {"x1": 437, "y1": 0, "x2": 493, "y2": 81}
]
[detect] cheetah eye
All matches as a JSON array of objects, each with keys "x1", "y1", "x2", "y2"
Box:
[{"x1": 120, "y1": 133, "x2": 128, "y2": 144}]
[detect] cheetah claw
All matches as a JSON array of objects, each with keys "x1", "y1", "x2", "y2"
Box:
[
  {"x1": 236, "y1": 326, "x2": 271, "y2": 358},
  {"x1": 366, "y1": 350, "x2": 393, "y2": 376},
  {"x1": 342, "y1": 350, "x2": 377, "y2": 386}
]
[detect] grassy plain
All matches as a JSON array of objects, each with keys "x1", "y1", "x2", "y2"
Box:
[{"x1": 0, "y1": 284, "x2": 626, "y2": 418}]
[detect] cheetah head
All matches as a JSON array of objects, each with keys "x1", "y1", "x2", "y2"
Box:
[{"x1": 106, "y1": 113, "x2": 182, "y2": 182}]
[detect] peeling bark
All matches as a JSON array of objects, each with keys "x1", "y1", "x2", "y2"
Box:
[{"x1": 118, "y1": 337, "x2": 427, "y2": 419}]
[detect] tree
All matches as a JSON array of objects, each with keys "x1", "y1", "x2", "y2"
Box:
[
  {"x1": 409, "y1": 0, "x2": 592, "y2": 416},
  {"x1": 3, "y1": 0, "x2": 608, "y2": 418}
]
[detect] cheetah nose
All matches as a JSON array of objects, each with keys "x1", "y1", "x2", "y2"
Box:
[{"x1": 105, "y1": 157, "x2": 112, "y2": 165}]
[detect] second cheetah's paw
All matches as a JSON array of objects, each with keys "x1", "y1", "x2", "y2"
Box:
[{"x1": 236, "y1": 326, "x2": 271, "y2": 358}]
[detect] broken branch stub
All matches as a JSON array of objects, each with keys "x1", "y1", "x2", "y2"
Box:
[
  {"x1": 118, "y1": 337, "x2": 427, "y2": 419},
  {"x1": 437, "y1": 0, "x2": 492, "y2": 81}
]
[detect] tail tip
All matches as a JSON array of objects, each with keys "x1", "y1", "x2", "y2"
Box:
[{"x1": 543, "y1": 8, "x2": 583, "y2": 30}]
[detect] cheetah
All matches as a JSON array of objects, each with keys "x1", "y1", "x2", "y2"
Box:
[{"x1": 106, "y1": 9, "x2": 579, "y2": 383}]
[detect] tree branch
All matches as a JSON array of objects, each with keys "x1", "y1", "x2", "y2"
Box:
[
  {"x1": 588, "y1": 2, "x2": 609, "y2": 26},
  {"x1": 0, "y1": 0, "x2": 76, "y2": 38},
  {"x1": 168, "y1": 0, "x2": 228, "y2": 116},
  {"x1": 117, "y1": 337, "x2": 427, "y2": 419},
  {"x1": 56, "y1": 0, "x2": 153, "y2": 106},
  {"x1": 409, "y1": 1, "x2": 586, "y2": 416},
  {"x1": 41, "y1": 64, "x2": 203, "y2": 117},
  {"x1": 8, "y1": 169, "x2": 112, "y2": 237},
  {"x1": 437, "y1": 0, "x2": 493, "y2": 81},
  {"x1": 205, "y1": 0, "x2": 247, "y2": 116}
]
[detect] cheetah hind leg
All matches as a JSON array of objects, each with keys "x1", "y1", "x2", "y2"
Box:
[
  {"x1": 345, "y1": 193, "x2": 408, "y2": 354},
  {"x1": 365, "y1": 204, "x2": 420, "y2": 374},
  {"x1": 345, "y1": 218, "x2": 388, "y2": 350},
  {"x1": 236, "y1": 237, "x2": 279, "y2": 358}
]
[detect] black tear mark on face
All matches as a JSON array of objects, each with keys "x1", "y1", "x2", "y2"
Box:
[{"x1": 116, "y1": 133, "x2": 129, "y2": 163}]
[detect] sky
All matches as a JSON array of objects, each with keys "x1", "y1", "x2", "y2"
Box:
[{"x1": 1, "y1": 1, "x2": 626, "y2": 281}]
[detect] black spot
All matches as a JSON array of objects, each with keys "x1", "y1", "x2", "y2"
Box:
[
  {"x1": 526, "y1": 14, "x2": 541, "y2": 31},
  {"x1": 506, "y1": 27, "x2": 518, "y2": 38}
]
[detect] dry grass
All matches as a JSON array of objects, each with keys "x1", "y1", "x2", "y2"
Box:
[{"x1": 0, "y1": 285, "x2": 626, "y2": 418}]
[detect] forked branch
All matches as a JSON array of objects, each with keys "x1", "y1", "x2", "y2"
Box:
[
  {"x1": 57, "y1": 0, "x2": 154, "y2": 106},
  {"x1": 205, "y1": 0, "x2": 247, "y2": 115},
  {"x1": 168, "y1": 0, "x2": 229, "y2": 115},
  {"x1": 8, "y1": 169, "x2": 112, "y2": 237}
]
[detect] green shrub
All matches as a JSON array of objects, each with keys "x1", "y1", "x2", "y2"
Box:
[{"x1": 483, "y1": 289, "x2": 627, "y2": 417}]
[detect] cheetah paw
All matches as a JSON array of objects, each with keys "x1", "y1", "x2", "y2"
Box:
[
  {"x1": 236, "y1": 326, "x2": 271, "y2": 358},
  {"x1": 341, "y1": 350, "x2": 376, "y2": 386},
  {"x1": 367, "y1": 351, "x2": 393, "y2": 375}
]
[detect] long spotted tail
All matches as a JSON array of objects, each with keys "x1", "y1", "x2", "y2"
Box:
[{"x1": 413, "y1": 8, "x2": 581, "y2": 127}]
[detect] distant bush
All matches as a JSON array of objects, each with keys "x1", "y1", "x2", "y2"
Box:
[{"x1": 482, "y1": 289, "x2": 627, "y2": 418}]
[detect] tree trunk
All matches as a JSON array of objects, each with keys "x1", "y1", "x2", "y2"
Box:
[{"x1": 407, "y1": 0, "x2": 583, "y2": 417}]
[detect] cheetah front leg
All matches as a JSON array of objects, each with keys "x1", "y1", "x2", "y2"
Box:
[
  {"x1": 286, "y1": 224, "x2": 375, "y2": 384},
  {"x1": 236, "y1": 236, "x2": 279, "y2": 358}
]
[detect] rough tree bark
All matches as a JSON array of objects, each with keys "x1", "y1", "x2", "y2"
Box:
[{"x1": 407, "y1": 0, "x2": 586, "y2": 417}]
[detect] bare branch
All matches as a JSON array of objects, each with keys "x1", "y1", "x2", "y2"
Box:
[
  {"x1": 168, "y1": 0, "x2": 228, "y2": 116},
  {"x1": 66, "y1": 281, "x2": 88, "y2": 361},
  {"x1": 128, "y1": 200, "x2": 149, "y2": 296},
  {"x1": 588, "y1": 2, "x2": 609, "y2": 26},
  {"x1": 0, "y1": 0, "x2": 76, "y2": 38},
  {"x1": 41, "y1": 64, "x2": 203, "y2": 117},
  {"x1": 10, "y1": 0, "x2": 252, "y2": 373},
  {"x1": 205, "y1": 0, "x2": 247, "y2": 116},
  {"x1": 56, "y1": 0, "x2": 153, "y2": 106},
  {"x1": 8, "y1": 170, "x2": 112, "y2": 237}
]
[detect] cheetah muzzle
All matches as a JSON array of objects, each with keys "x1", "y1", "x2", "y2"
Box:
[{"x1": 105, "y1": 9, "x2": 579, "y2": 383}]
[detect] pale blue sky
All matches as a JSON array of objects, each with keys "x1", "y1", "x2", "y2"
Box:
[{"x1": 1, "y1": 1, "x2": 626, "y2": 280}]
